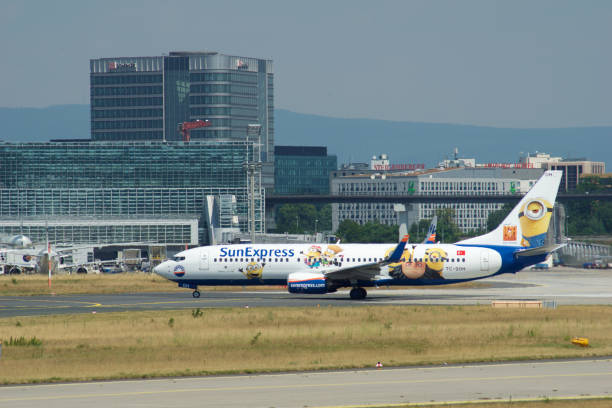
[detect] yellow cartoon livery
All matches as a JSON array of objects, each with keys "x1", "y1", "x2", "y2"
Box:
[
  {"x1": 423, "y1": 247, "x2": 447, "y2": 279},
  {"x1": 518, "y1": 199, "x2": 553, "y2": 248},
  {"x1": 239, "y1": 262, "x2": 265, "y2": 279}
]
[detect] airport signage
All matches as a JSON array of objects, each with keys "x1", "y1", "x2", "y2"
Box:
[
  {"x1": 108, "y1": 62, "x2": 137, "y2": 72},
  {"x1": 372, "y1": 164, "x2": 425, "y2": 171}
]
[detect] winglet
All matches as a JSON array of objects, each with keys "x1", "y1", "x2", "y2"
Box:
[{"x1": 385, "y1": 234, "x2": 409, "y2": 263}]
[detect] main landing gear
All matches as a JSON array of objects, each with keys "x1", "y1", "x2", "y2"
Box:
[
  {"x1": 349, "y1": 287, "x2": 367, "y2": 300},
  {"x1": 192, "y1": 290, "x2": 200, "y2": 298}
]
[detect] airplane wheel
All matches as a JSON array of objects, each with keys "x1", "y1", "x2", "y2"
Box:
[
  {"x1": 350, "y1": 287, "x2": 367, "y2": 300},
  {"x1": 360, "y1": 287, "x2": 367, "y2": 299},
  {"x1": 192, "y1": 290, "x2": 200, "y2": 298}
]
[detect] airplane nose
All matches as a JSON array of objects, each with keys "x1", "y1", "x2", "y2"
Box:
[{"x1": 153, "y1": 262, "x2": 167, "y2": 276}]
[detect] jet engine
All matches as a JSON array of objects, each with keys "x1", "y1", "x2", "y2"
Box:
[{"x1": 287, "y1": 272, "x2": 329, "y2": 294}]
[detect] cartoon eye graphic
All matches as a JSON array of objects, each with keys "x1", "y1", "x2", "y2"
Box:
[{"x1": 524, "y1": 200, "x2": 546, "y2": 221}]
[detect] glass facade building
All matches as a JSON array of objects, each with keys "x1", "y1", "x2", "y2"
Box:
[
  {"x1": 0, "y1": 141, "x2": 263, "y2": 245},
  {"x1": 90, "y1": 51, "x2": 274, "y2": 189},
  {"x1": 274, "y1": 146, "x2": 337, "y2": 195}
]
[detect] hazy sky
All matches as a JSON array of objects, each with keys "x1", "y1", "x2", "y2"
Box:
[{"x1": 1, "y1": 0, "x2": 610, "y2": 128}]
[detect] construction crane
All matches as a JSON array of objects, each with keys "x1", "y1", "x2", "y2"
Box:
[{"x1": 178, "y1": 120, "x2": 211, "y2": 142}]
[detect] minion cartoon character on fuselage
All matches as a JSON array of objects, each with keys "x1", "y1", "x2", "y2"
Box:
[
  {"x1": 519, "y1": 199, "x2": 553, "y2": 248},
  {"x1": 302, "y1": 245, "x2": 322, "y2": 268},
  {"x1": 321, "y1": 244, "x2": 343, "y2": 267},
  {"x1": 240, "y1": 262, "x2": 265, "y2": 279},
  {"x1": 385, "y1": 246, "x2": 427, "y2": 280},
  {"x1": 422, "y1": 247, "x2": 447, "y2": 280},
  {"x1": 386, "y1": 247, "x2": 412, "y2": 279}
]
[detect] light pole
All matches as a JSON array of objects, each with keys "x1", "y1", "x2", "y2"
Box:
[
  {"x1": 245, "y1": 124, "x2": 262, "y2": 243},
  {"x1": 315, "y1": 219, "x2": 319, "y2": 240}
]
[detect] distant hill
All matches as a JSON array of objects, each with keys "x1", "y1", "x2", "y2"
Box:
[
  {"x1": 275, "y1": 110, "x2": 612, "y2": 169},
  {"x1": 0, "y1": 105, "x2": 609, "y2": 169}
]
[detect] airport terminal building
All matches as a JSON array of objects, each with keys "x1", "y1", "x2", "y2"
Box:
[{"x1": 0, "y1": 140, "x2": 263, "y2": 245}]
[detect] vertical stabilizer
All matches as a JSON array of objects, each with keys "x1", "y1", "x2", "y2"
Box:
[
  {"x1": 423, "y1": 216, "x2": 437, "y2": 244},
  {"x1": 457, "y1": 170, "x2": 563, "y2": 247}
]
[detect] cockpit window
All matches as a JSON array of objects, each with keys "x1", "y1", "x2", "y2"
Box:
[{"x1": 174, "y1": 256, "x2": 186, "y2": 262}]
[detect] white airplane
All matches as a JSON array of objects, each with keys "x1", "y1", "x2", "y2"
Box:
[{"x1": 154, "y1": 170, "x2": 563, "y2": 299}]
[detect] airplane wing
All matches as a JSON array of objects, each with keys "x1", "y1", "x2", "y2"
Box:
[
  {"x1": 322, "y1": 261, "x2": 383, "y2": 281},
  {"x1": 322, "y1": 235, "x2": 409, "y2": 282}
]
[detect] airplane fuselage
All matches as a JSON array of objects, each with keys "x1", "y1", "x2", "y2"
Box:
[{"x1": 154, "y1": 242, "x2": 537, "y2": 289}]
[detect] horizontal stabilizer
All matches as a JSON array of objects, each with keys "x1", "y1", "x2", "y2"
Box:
[
  {"x1": 514, "y1": 243, "x2": 566, "y2": 258},
  {"x1": 384, "y1": 235, "x2": 409, "y2": 264}
]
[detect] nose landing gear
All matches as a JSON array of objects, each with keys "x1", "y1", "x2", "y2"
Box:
[
  {"x1": 349, "y1": 287, "x2": 367, "y2": 300},
  {"x1": 192, "y1": 290, "x2": 200, "y2": 298}
]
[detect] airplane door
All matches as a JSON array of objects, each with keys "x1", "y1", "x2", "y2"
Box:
[
  {"x1": 480, "y1": 250, "x2": 489, "y2": 272},
  {"x1": 199, "y1": 252, "x2": 209, "y2": 271}
]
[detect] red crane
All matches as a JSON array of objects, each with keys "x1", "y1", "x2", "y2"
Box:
[{"x1": 178, "y1": 120, "x2": 211, "y2": 142}]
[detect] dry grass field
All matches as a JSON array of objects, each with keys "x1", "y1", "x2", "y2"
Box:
[
  {"x1": 0, "y1": 273, "x2": 187, "y2": 295},
  {"x1": 1, "y1": 305, "x2": 611, "y2": 384},
  {"x1": 0, "y1": 273, "x2": 489, "y2": 296}
]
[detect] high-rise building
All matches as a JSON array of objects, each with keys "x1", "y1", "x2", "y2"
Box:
[
  {"x1": 274, "y1": 146, "x2": 337, "y2": 195},
  {"x1": 90, "y1": 51, "x2": 274, "y2": 188}
]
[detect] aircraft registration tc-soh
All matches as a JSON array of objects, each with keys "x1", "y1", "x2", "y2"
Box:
[{"x1": 154, "y1": 170, "x2": 563, "y2": 299}]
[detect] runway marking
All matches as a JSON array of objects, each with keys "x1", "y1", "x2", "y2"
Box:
[
  {"x1": 1, "y1": 371, "x2": 612, "y2": 402},
  {"x1": 314, "y1": 395, "x2": 612, "y2": 407},
  {"x1": 2, "y1": 358, "x2": 611, "y2": 390},
  {"x1": 0, "y1": 297, "x2": 102, "y2": 310},
  {"x1": 90, "y1": 298, "x2": 262, "y2": 308},
  {"x1": 0, "y1": 296, "x2": 268, "y2": 311}
]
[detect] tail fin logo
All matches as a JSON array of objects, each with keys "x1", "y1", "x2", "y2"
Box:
[
  {"x1": 519, "y1": 198, "x2": 553, "y2": 248},
  {"x1": 503, "y1": 225, "x2": 517, "y2": 242}
]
